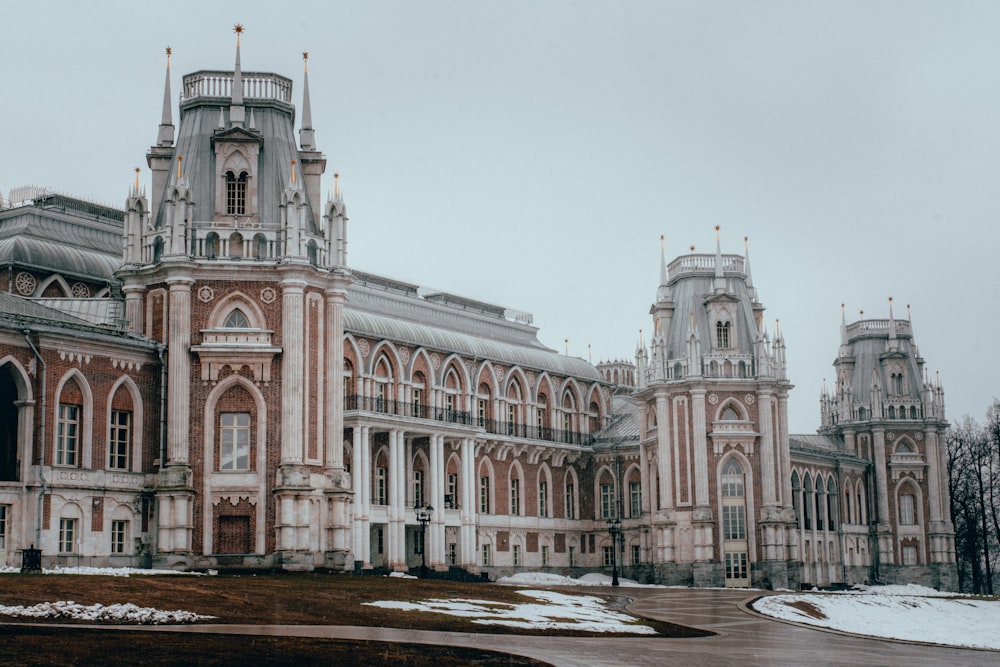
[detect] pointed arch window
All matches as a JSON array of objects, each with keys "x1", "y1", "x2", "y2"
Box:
[
  {"x1": 223, "y1": 309, "x2": 251, "y2": 329},
  {"x1": 226, "y1": 171, "x2": 248, "y2": 215}
]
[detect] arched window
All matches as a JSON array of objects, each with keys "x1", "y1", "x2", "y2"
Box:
[
  {"x1": 898, "y1": 491, "x2": 917, "y2": 525},
  {"x1": 588, "y1": 401, "x2": 601, "y2": 434},
  {"x1": 721, "y1": 405, "x2": 740, "y2": 421},
  {"x1": 152, "y1": 236, "x2": 164, "y2": 262},
  {"x1": 826, "y1": 477, "x2": 837, "y2": 530},
  {"x1": 307, "y1": 239, "x2": 318, "y2": 266},
  {"x1": 253, "y1": 233, "x2": 268, "y2": 259},
  {"x1": 205, "y1": 232, "x2": 220, "y2": 260},
  {"x1": 223, "y1": 309, "x2": 251, "y2": 329},
  {"x1": 791, "y1": 471, "x2": 801, "y2": 528},
  {"x1": 226, "y1": 171, "x2": 248, "y2": 215},
  {"x1": 229, "y1": 232, "x2": 244, "y2": 258}
]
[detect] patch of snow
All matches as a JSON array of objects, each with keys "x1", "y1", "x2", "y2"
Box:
[
  {"x1": 387, "y1": 571, "x2": 417, "y2": 579},
  {"x1": 496, "y1": 571, "x2": 656, "y2": 588},
  {"x1": 752, "y1": 588, "x2": 1000, "y2": 650},
  {"x1": 0, "y1": 600, "x2": 216, "y2": 624},
  {"x1": 365, "y1": 589, "x2": 656, "y2": 634}
]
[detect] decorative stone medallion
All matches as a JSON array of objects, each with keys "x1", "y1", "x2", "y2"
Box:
[
  {"x1": 887, "y1": 432, "x2": 895, "y2": 441},
  {"x1": 197, "y1": 286, "x2": 215, "y2": 303},
  {"x1": 260, "y1": 287, "x2": 277, "y2": 304},
  {"x1": 430, "y1": 352, "x2": 441, "y2": 371},
  {"x1": 399, "y1": 347, "x2": 410, "y2": 365},
  {"x1": 358, "y1": 339, "x2": 370, "y2": 358},
  {"x1": 915, "y1": 432, "x2": 923, "y2": 441},
  {"x1": 708, "y1": 393, "x2": 718, "y2": 405},
  {"x1": 71, "y1": 282, "x2": 91, "y2": 298},
  {"x1": 15, "y1": 272, "x2": 36, "y2": 296},
  {"x1": 745, "y1": 394, "x2": 755, "y2": 405}
]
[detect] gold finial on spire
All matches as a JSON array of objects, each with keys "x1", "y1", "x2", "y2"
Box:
[
  {"x1": 290, "y1": 159, "x2": 296, "y2": 183},
  {"x1": 715, "y1": 224, "x2": 720, "y2": 240},
  {"x1": 234, "y1": 23, "x2": 244, "y2": 47},
  {"x1": 564, "y1": 338, "x2": 569, "y2": 355},
  {"x1": 177, "y1": 155, "x2": 183, "y2": 179},
  {"x1": 689, "y1": 245, "x2": 695, "y2": 252},
  {"x1": 859, "y1": 309, "x2": 864, "y2": 319},
  {"x1": 907, "y1": 304, "x2": 911, "y2": 320},
  {"x1": 134, "y1": 167, "x2": 140, "y2": 191},
  {"x1": 639, "y1": 328, "x2": 643, "y2": 346},
  {"x1": 303, "y1": 51, "x2": 309, "y2": 73},
  {"x1": 334, "y1": 172, "x2": 339, "y2": 196},
  {"x1": 165, "y1": 46, "x2": 172, "y2": 65},
  {"x1": 660, "y1": 233, "x2": 664, "y2": 249}
]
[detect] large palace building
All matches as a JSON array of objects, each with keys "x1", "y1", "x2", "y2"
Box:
[{"x1": 0, "y1": 40, "x2": 956, "y2": 590}]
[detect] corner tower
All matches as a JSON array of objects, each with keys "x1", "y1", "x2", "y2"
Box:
[
  {"x1": 116, "y1": 30, "x2": 353, "y2": 571},
  {"x1": 819, "y1": 300, "x2": 955, "y2": 589},
  {"x1": 635, "y1": 230, "x2": 797, "y2": 588}
]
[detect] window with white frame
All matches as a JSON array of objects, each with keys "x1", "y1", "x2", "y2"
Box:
[
  {"x1": 56, "y1": 404, "x2": 80, "y2": 466},
  {"x1": 108, "y1": 409, "x2": 132, "y2": 470},
  {"x1": 111, "y1": 520, "x2": 129, "y2": 554},
  {"x1": 538, "y1": 480, "x2": 548, "y2": 517},
  {"x1": 602, "y1": 545, "x2": 613, "y2": 566},
  {"x1": 600, "y1": 482, "x2": 615, "y2": 519},
  {"x1": 448, "y1": 542, "x2": 457, "y2": 565},
  {"x1": 565, "y1": 482, "x2": 575, "y2": 519},
  {"x1": 447, "y1": 472, "x2": 458, "y2": 508},
  {"x1": 219, "y1": 412, "x2": 251, "y2": 471},
  {"x1": 632, "y1": 543, "x2": 641, "y2": 565},
  {"x1": 413, "y1": 469, "x2": 424, "y2": 507},
  {"x1": 541, "y1": 545, "x2": 549, "y2": 566},
  {"x1": 510, "y1": 477, "x2": 520, "y2": 515},
  {"x1": 479, "y1": 475, "x2": 491, "y2": 513},
  {"x1": 629, "y1": 481, "x2": 641, "y2": 517},
  {"x1": 512, "y1": 544, "x2": 521, "y2": 566},
  {"x1": 902, "y1": 545, "x2": 918, "y2": 565},
  {"x1": 899, "y1": 493, "x2": 916, "y2": 525},
  {"x1": 568, "y1": 545, "x2": 575, "y2": 567},
  {"x1": 376, "y1": 467, "x2": 387, "y2": 505},
  {"x1": 482, "y1": 543, "x2": 491, "y2": 566},
  {"x1": 59, "y1": 518, "x2": 77, "y2": 553}
]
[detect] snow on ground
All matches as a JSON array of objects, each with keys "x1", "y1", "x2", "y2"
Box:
[
  {"x1": 0, "y1": 601, "x2": 216, "y2": 624},
  {"x1": 365, "y1": 589, "x2": 657, "y2": 634},
  {"x1": 752, "y1": 584, "x2": 1000, "y2": 650},
  {"x1": 497, "y1": 571, "x2": 664, "y2": 588}
]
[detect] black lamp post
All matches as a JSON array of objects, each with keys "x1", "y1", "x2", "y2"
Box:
[
  {"x1": 606, "y1": 516, "x2": 622, "y2": 587},
  {"x1": 415, "y1": 504, "x2": 434, "y2": 577}
]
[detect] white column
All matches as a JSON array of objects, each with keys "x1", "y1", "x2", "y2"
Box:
[
  {"x1": 759, "y1": 391, "x2": 777, "y2": 507},
  {"x1": 691, "y1": 389, "x2": 709, "y2": 508},
  {"x1": 430, "y1": 434, "x2": 444, "y2": 569},
  {"x1": 461, "y1": 438, "x2": 475, "y2": 567},
  {"x1": 655, "y1": 392, "x2": 672, "y2": 509},
  {"x1": 361, "y1": 426, "x2": 371, "y2": 566},
  {"x1": 280, "y1": 280, "x2": 306, "y2": 463},
  {"x1": 924, "y1": 427, "x2": 943, "y2": 523},
  {"x1": 165, "y1": 277, "x2": 192, "y2": 464},
  {"x1": 325, "y1": 284, "x2": 348, "y2": 469}
]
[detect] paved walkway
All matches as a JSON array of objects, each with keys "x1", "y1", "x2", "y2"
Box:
[{"x1": 9, "y1": 588, "x2": 1000, "y2": 666}]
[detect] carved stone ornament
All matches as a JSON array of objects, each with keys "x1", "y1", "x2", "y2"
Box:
[
  {"x1": 399, "y1": 347, "x2": 410, "y2": 365},
  {"x1": 430, "y1": 352, "x2": 441, "y2": 371},
  {"x1": 15, "y1": 272, "x2": 36, "y2": 295},
  {"x1": 71, "y1": 282, "x2": 91, "y2": 298},
  {"x1": 708, "y1": 393, "x2": 719, "y2": 404},
  {"x1": 260, "y1": 287, "x2": 277, "y2": 304},
  {"x1": 915, "y1": 432, "x2": 923, "y2": 441},
  {"x1": 358, "y1": 339, "x2": 370, "y2": 358},
  {"x1": 887, "y1": 432, "x2": 895, "y2": 441},
  {"x1": 744, "y1": 394, "x2": 755, "y2": 405},
  {"x1": 197, "y1": 286, "x2": 215, "y2": 303}
]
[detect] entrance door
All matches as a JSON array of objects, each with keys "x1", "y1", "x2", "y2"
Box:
[{"x1": 721, "y1": 458, "x2": 750, "y2": 587}]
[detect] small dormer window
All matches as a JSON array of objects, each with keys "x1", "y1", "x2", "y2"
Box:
[
  {"x1": 226, "y1": 171, "x2": 248, "y2": 215},
  {"x1": 223, "y1": 309, "x2": 251, "y2": 329},
  {"x1": 716, "y1": 321, "x2": 731, "y2": 349}
]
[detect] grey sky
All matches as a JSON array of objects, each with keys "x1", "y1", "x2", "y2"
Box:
[{"x1": 2, "y1": 1, "x2": 997, "y2": 432}]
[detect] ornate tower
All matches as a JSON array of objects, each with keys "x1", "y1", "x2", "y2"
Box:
[
  {"x1": 819, "y1": 300, "x2": 955, "y2": 589},
  {"x1": 635, "y1": 230, "x2": 797, "y2": 588},
  {"x1": 116, "y1": 29, "x2": 352, "y2": 570}
]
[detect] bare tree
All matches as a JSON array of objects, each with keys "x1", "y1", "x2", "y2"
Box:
[{"x1": 948, "y1": 404, "x2": 1000, "y2": 594}]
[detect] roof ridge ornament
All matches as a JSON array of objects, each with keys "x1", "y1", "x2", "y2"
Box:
[{"x1": 230, "y1": 24, "x2": 245, "y2": 128}]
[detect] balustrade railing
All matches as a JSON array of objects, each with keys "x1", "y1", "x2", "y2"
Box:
[
  {"x1": 182, "y1": 71, "x2": 293, "y2": 103},
  {"x1": 344, "y1": 395, "x2": 591, "y2": 445}
]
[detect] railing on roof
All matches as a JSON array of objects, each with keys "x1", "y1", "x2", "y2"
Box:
[
  {"x1": 182, "y1": 71, "x2": 293, "y2": 104},
  {"x1": 846, "y1": 319, "x2": 912, "y2": 340},
  {"x1": 668, "y1": 253, "x2": 745, "y2": 278}
]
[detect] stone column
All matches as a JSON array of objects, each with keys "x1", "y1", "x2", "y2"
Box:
[
  {"x1": 387, "y1": 429, "x2": 404, "y2": 569},
  {"x1": 872, "y1": 427, "x2": 893, "y2": 564},
  {"x1": 280, "y1": 279, "x2": 306, "y2": 464},
  {"x1": 429, "y1": 434, "x2": 445, "y2": 569},
  {"x1": 758, "y1": 391, "x2": 777, "y2": 507},
  {"x1": 461, "y1": 437, "x2": 476, "y2": 567},
  {"x1": 690, "y1": 389, "x2": 709, "y2": 508},
  {"x1": 165, "y1": 277, "x2": 193, "y2": 464},
  {"x1": 122, "y1": 280, "x2": 146, "y2": 335},
  {"x1": 654, "y1": 392, "x2": 672, "y2": 509}
]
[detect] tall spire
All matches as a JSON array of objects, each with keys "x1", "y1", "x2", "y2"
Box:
[
  {"x1": 744, "y1": 235, "x2": 757, "y2": 300},
  {"x1": 230, "y1": 24, "x2": 246, "y2": 128},
  {"x1": 656, "y1": 234, "x2": 670, "y2": 302},
  {"x1": 888, "y1": 296, "x2": 898, "y2": 350},
  {"x1": 713, "y1": 225, "x2": 725, "y2": 293},
  {"x1": 157, "y1": 47, "x2": 175, "y2": 146},
  {"x1": 299, "y1": 51, "x2": 316, "y2": 150}
]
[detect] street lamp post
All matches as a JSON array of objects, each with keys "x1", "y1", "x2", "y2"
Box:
[
  {"x1": 415, "y1": 504, "x2": 434, "y2": 578},
  {"x1": 606, "y1": 517, "x2": 622, "y2": 587}
]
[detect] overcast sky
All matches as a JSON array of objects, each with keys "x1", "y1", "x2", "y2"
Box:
[{"x1": 2, "y1": 1, "x2": 997, "y2": 432}]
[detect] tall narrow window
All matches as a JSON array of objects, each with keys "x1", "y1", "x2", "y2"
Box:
[
  {"x1": 219, "y1": 412, "x2": 250, "y2": 471},
  {"x1": 0, "y1": 505, "x2": 7, "y2": 550},
  {"x1": 721, "y1": 458, "x2": 749, "y2": 587},
  {"x1": 600, "y1": 482, "x2": 614, "y2": 519},
  {"x1": 447, "y1": 472, "x2": 458, "y2": 509},
  {"x1": 111, "y1": 520, "x2": 129, "y2": 554},
  {"x1": 541, "y1": 544, "x2": 549, "y2": 566},
  {"x1": 632, "y1": 544, "x2": 641, "y2": 565},
  {"x1": 630, "y1": 481, "x2": 642, "y2": 517},
  {"x1": 108, "y1": 410, "x2": 132, "y2": 470},
  {"x1": 413, "y1": 469, "x2": 424, "y2": 507},
  {"x1": 479, "y1": 475, "x2": 491, "y2": 513},
  {"x1": 59, "y1": 518, "x2": 77, "y2": 553},
  {"x1": 510, "y1": 477, "x2": 520, "y2": 515},
  {"x1": 512, "y1": 544, "x2": 521, "y2": 566},
  {"x1": 899, "y1": 493, "x2": 916, "y2": 525},
  {"x1": 568, "y1": 545, "x2": 575, "y2": 566},
  {"x1": 716, "y1": 321, "x2": 731, "y2": 349},
  {"x1": 376, "y1": 467, "x2": 387, "y2": 505},
  {"x1": 482, "y1": 543, "x2": 491, "y2": 566},
  {"x1": 412, "y1": 388, "x2": 423, "y2": 418},
  {"x1": 538, "y1": 480, "x2": 548, "y2": 517},
  {"x1": 565, "y1": 482, "x2": 575, "y2": 519},
  {"x1": 225, "y1": 171, "x2": 248, "y2": 215},
  {"x1": 56, "y1": 404, "x2": 80, "y2": 466}
]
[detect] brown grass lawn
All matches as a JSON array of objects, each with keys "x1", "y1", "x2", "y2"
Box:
[{"x1": 0, "y1": 573, "x2": 710, "y2": 665}]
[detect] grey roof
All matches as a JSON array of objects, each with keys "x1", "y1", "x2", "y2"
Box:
[
  {"x1": 0, "y1": 292, "x2": 93, "y2": 326},
  {"x1": 0, "y1": 198, "x2": 123, "y2": 283},
  {"x1": 156, "y1": 79, "x2": 318, "y2": 233},
  {"x1": 841, "y1": 324, "x2": 925, "y2": 402},
  {"x1": 591, "y1": 394, "x2": 641, "y2": 443},
  {"x1": 661, "y1": 257, "x2": 763, "y2": 358},
  {"x1": 31, "y1": 298, "x2": 124, "y2": 327},
  {"x1": 789, "y1": 433, "x2": 846, "y2": 455}
]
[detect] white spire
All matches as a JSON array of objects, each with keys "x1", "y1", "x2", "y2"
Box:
[
  {"x1": 230, "y1": 24, "x2": 246, "y2": 128},
  {"x1": 299, "y1": 52, "x2": 316, "y2": 150},
  {"x1": 157, "y1": 47, "x2": 175, "y2": 146}
]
